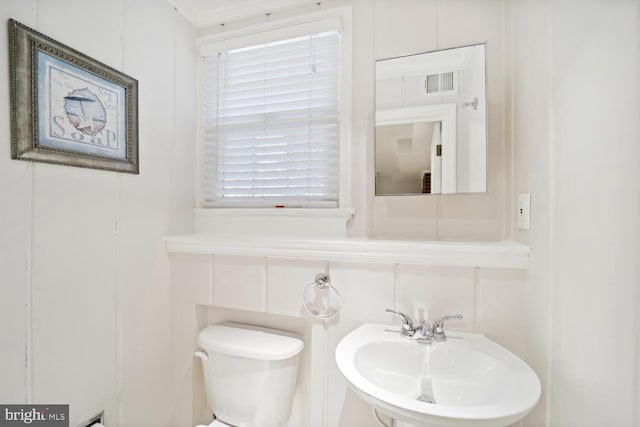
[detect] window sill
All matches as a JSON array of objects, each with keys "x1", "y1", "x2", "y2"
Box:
[
  {"x1": 193, "y1": 208, "x2": 356, "y2": 238},
  {"x1": 164, "y1": 233, "x2": 530, "y2": 269}
]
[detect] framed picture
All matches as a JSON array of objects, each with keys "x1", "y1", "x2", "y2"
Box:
[{"x1": 8, "y1": 19, "x2": 139, "y2": 174}]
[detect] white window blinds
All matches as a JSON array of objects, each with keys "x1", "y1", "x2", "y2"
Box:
[{"x1": 201, "y1": 30, "x2": 341, "y2": 208}]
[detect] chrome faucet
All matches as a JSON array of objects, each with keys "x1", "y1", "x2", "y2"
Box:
[
  {"x1": 432, "y1": 314, "x2": 463, "y2": 342},
  {"x1": 419, "y1": 320, "x2": 434, "y2": 341},
  {"x1": 385, "y1": 309, "x2": 415, "y2": 337},
  {"x1": 385, "y1": 308, "x2": 463, "y2": 342}
]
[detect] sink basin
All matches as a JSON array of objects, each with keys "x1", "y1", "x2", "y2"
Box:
[{"x1": 335, "y1": 324, "x2": 541, "y2": 427}]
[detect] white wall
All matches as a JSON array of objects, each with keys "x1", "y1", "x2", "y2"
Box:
[
  {"x1": 507, "y1": 1, "x2": 553, "y2": 424},
  {"x1": 0, "y1": 1, "x2": 196, "y2": 426},
  {"x1": 510, "y1": 0, "x2": 640, "y2": 426},
  {"x1": 372, "y1": 0, "x2": 508, "y2": 241}
]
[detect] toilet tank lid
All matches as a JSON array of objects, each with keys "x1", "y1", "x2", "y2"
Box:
[{"x1": 198, "y1": 322, "x2": 304, "y2": 361}]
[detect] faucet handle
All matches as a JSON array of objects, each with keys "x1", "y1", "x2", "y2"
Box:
[
  {"x1": 385, "y1": 308, "x2": 415, "y2": 337},
  {"x1": 432, "y1": 314, "x2": 463, "y2": 341}
]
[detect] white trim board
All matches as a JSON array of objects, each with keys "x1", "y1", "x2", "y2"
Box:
[{"x1": 164, "y1": 234, "x2": 530, "y2": 269}]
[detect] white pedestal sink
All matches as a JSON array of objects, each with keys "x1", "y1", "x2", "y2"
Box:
[{"x1": 335, "y1": 324, "x2": 540, "y2": 427}]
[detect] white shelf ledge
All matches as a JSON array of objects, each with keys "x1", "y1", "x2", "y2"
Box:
[
  {"x1": 193, "y1": 208, "x2": 355, "y2": 237},
  {"x1": 164, "y1": 234, "x2": 530, "y2": 269}
]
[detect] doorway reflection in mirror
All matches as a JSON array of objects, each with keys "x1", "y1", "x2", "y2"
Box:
[{"x1": 375, "y1": 121, "x2": 443, "y2": 195}]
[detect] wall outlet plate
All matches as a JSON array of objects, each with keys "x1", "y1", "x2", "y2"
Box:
[{"x1": 518, "y1": 193, "x2": 531, "y2": 230}]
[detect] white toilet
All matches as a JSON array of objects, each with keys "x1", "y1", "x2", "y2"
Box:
[{"x1": 194, "y1": 322, "x2": 304, "y2": 427}]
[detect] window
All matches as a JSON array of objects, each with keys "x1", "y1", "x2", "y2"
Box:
[{"x1": 199, "y1": 18, "x2": 345, "y2": 208}]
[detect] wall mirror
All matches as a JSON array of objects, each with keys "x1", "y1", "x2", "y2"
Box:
[{"x1": 375, "y1": 43, "x2": 487, "y2": 195}]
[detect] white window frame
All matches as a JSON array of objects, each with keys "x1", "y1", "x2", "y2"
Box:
[{"x1": 196, "y1": 7, "x2": 353, "y2": 221}]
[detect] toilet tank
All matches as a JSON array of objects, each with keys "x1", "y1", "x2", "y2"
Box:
[{"x1": 197, "y1": 322, "x2": 304, "y2": 427}]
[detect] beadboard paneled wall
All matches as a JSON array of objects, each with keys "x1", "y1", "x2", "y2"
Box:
[
  {"x1": 169, "y1": 253, "x2": 526, "y2": 427},
  {"x1": 0, "y1": 1, "x2": 196, "y2": 425}
]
